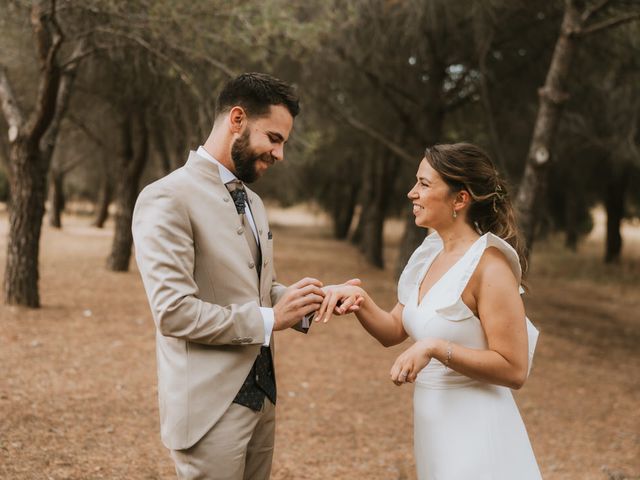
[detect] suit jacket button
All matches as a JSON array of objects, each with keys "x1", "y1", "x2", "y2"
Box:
[
  {"x1": 223, "y1": 197, "x2": 229, "y2": 202},
  {"x1": 248, "y1": 261, "x2": 255, "y2": 269},
  {"x1": 259, "y1": 229, "x2": 263, "y2": 235},
  {"x1": 263, "y1": 259, "x2": 269, "y2": 267},
  {"x1": 237, "y1": 226, "x2": 245, "y2": 235}
]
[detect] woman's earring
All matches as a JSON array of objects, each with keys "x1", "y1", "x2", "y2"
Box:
[{"x1": 453, "y1": 209, "x2": 457, "y2": 219}]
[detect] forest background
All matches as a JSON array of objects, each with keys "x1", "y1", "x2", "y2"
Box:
[{"x1": 1, "y1": 1, "x2": 639, "y2": 479}]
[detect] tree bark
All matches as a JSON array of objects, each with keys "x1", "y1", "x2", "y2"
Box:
[
  {"x1": 4, "y1": 139, "x2": 48, "y2": 306},
  {"x1": 106, "y1": 107, "x2": 149, "y2": 271}
]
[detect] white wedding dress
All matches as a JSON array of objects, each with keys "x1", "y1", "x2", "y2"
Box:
[{"x1": 399, "y1": 232, "x2": 542, "y2": 480}]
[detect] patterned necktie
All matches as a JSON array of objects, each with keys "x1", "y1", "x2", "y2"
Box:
[
  {"x1": 226, "y1": 180, "x2": 261, "y2": 276},
  {"x1": 225, "y1": 180, "x2": 275, "y2": 410}
]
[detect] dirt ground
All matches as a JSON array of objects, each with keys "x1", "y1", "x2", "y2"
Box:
[{"x1": 0, "y1": 207, "x2": 639, "y2": 480}]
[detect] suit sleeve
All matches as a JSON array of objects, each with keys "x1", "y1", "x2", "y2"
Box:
[
  {"x1": 132, "y1": 185, "x2": 265, "y2": 346},
  {"x1": 270, "y1": 281, "x2": 287, "y2": 307}
]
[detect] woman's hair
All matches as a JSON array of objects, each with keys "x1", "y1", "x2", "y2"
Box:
[{"x1": 424, "y1": 143, "x2": 528, "y2": 277}]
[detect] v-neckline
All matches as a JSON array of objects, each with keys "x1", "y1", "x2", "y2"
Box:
[{"x1": 415, "y1": 235, "x2": 484, "y2": 307}]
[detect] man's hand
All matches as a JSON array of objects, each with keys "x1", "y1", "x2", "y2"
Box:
[{"x1": 273, "y1": 277, "x2": 325, "y2": 331}]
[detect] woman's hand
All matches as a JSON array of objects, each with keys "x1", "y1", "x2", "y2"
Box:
[
  {"x1": 315, "y1": 279, "x2": 364, "y2": 323},
  {"x1": 390, "y1": 338, "x2": 439, "y2": 385}
]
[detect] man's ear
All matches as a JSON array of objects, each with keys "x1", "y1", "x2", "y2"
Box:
[{"x1": 228, "y1": 106, "x2": 246, "y2": 133}]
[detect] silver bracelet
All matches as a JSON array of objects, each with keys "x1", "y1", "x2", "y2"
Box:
[{"x1": 444, "y1": 341, "x2": 453, "y2": 369}]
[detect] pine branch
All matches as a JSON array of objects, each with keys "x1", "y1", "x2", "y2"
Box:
[{"x1": 579, "y1": 12, "x2": 640, "y2": 35}]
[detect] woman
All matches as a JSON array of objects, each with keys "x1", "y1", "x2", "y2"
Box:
[{"x1": 317, "y1": 143, "x2": 541, "y2": 479}]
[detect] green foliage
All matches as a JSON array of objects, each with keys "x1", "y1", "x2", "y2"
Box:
[{"x1": 1, "y1": 0, "x2": 638, "y2": 254}]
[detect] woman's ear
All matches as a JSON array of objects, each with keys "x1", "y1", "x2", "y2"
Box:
[{"x1": 455, "y1": 190, "x2": 471, "y2": 209}]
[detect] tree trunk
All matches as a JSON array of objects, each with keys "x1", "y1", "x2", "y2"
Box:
[
  {"x1": 48, "y1": 168, "x2": 65, "y2": 228},
  {"x1": 331, "y1": 156, "x2": 360, "y2": 240},
  {"x1": 359, "y1": 158, "x2": 385, "y2": 268},
  {"x1": 356, "y1": 151, "x2": 397, "y2": 268},
  {"x1": 0, "y1": 2, "x2": 70, "y2": 307},
  {"x1": 152, "y1": 116, "x2": 173, "y2": 175},
  {"x1": 3, "y1": 139, "x2": 48, "y2": 307},
  {"x1": 332, "y1": 183, "x2": 359, "y2": 239},
  {"x1": 0, "y1": 2, "x2": 87, "y2": 306},
  {"x1": 515, "y1": 2, "x2": 581, "y2": 259},
  {"x1": 93, "y1": 173, "x2": 112, "y2": 228},
  {"x1": 107, "y1": 107, "x2": 149, "y2": 271},
  {"x1": 564, "y1": 192, "x2": 578, "y2": 251},
  {"x1": 604, "y1": 167, "x2": 628, "y2": 263},
  {"x1": 350, "y1": 205, "x2": 364, "y2": 246}
]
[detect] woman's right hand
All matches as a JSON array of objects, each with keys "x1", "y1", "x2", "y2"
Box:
[{"x1": 315, "y1": 279, "x2": 365, "y2": 323}]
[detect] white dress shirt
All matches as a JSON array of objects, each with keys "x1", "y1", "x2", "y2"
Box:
[{"x1": 197, "y1": 146, "x2": 274, "y2": 346}]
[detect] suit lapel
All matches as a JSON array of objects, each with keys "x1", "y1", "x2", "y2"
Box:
[
  {"x1": 245, "y1": 188, "x2": 268, "y2": 261},
  {"x1": 245, "y1": 188, "x2": 274, "y2": 303}
]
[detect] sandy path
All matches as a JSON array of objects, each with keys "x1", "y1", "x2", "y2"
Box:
[{"x1": 0, "y1": 211, "x2": 638, "y2": 479}]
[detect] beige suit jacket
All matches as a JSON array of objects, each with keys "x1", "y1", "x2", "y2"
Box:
[{"x1": 132, "y1": 151, "x2": 287, "y2": 450}]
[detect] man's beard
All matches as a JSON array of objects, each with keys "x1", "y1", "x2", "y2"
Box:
[{"x1": 231, "y1": 130, "x2": 271, "y2": 183}]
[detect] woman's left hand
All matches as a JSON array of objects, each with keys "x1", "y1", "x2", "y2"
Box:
[{"x1": 390, "y1": 339, "x2": 437, "y2": 385}]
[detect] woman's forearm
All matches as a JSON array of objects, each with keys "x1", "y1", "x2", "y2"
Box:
[
  {"x1": 427, "y1": 339, "x2": 528, "y2": 389},
  {"x1": 355, "y1": 291, "x2": 407, "y2": 347}
]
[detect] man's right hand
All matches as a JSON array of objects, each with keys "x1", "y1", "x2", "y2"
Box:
[{"x1": 273, "y1": 277, "x2": 325, "y2": 331}]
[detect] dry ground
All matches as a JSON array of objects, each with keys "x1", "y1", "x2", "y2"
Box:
[{"x1": 0, "y1": 206, "x2": 639, "y2": 480}]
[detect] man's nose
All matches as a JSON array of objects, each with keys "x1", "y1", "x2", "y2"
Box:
[{"x1": 272, "y1": 145, "x2": 284, "y2": 162}]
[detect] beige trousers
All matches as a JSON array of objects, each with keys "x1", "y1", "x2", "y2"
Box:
[{"x1": 170, "y1": 400, "x2": 275, "y2": 480}]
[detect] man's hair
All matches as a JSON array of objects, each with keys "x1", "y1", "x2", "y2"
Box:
[{"x1": 215, "y1": 72, "x2": 300, "y2": 119}]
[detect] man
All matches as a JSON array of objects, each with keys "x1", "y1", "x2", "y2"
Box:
[{"x1": 132, "y1": 73, "x2": 326, "y2": 479}]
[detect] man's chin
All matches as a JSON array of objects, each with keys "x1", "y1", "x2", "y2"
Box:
[{"x1": 256, "y1": 160, "x2": 273, "y2": 174}]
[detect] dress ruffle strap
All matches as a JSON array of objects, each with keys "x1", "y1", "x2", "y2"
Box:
[{"x1": 397, "y1": 232, "x2": 441, "y2": 305}]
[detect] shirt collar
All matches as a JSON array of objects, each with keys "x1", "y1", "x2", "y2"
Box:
[{"x1": 197, "y1": 146, "x2": 237, "y2": 184}]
